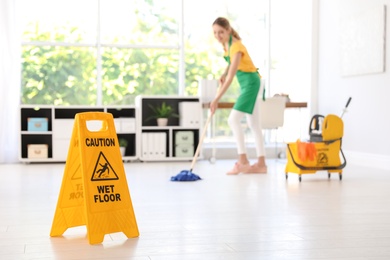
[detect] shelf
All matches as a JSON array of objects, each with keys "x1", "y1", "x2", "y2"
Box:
[
  {"x1": 21, "y1": 107, "x2": 52, "y2": 132},
  {"x1": 141, "y1": 126, "x2": 199, "y2": 130},
  {"x1": 21, "y1": 134, "x2": 52, "y2": 159},
  {"x1": 21, "y1": 131, "x2": 53, "y2": 134},
  {"x1": 54, "y1": 107, "x2": 104, "y2": 119},
  {"x1": 139, "y1": 157, "x2": 194, "y2": 162},
  {"x1": 106, "y1": 107, "x2": 136, "y2": 118},
  {"x1": 20, "y1": 105, "x2": 138, "y2": 162},
  {"x1": 117, "y1": 133, "x2": 136, "y2": 158},
  {"x1": 20, "y1": 158, "x2": 55, "y2": 163},
  {"x1": 136, "y1": 95, "x2": 201, "y2": 162}
]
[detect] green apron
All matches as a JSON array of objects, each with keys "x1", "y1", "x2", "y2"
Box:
[{"x1": 224, "y1": 35, "x2": 264, "y2": 114}]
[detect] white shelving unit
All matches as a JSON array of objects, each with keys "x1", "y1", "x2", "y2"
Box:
[
  {"x1": 135, "y1": 95, "x2": 202, "y2": 162},
  {"x1": 19, "y1": 105, "x2": 137, "y2": 163}
]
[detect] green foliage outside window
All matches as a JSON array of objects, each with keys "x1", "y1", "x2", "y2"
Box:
[
  {"x1": 20, "y1": 0, "x2": 241, "y2": 138},
  {"x1": 20, "y1": 0, "x2": 241, "y2": 106},
  {"x1": 21, "y1": 27, "x2": 228, "y2": 105},
  {"x1": 22, "y1": 43, "x2": 97, "y2": 105},
  {"x1": 100, "y1": 48, "x2": 180, "y2": 105}
]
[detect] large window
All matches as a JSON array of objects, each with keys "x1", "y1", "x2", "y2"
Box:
[
  {"x1": 19, "y1": 0, "x2": 183, "y2": 105},
  {"x1": 19, "y1": 0, "x2": 268, "y2": 106},
  {"x1": 18, "y1": 0, "x2": 312, "y2": 146}
]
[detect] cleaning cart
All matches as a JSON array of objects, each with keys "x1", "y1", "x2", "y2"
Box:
[{"x1": 285, "y1": 98, "x2": 351, "y2": 182}]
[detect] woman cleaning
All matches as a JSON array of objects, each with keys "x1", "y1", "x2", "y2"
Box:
[{"x1": 210, "y1": 17, "x2": 267, "y2": 174}]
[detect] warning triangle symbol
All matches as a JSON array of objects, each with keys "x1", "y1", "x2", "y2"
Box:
[{"x1": 91, "y1": 151, "x2": 119, "y2": 181}]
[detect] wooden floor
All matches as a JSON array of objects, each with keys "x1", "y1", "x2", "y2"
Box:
[{"x1": 1, "y1": 159, "x2": 390, "y2": 259}]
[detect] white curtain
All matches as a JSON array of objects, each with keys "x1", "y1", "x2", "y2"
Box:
[{"x1": 0, "y1": 0, "x2": 20, "y2": 163}]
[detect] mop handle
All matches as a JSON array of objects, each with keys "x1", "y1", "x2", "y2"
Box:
[
  {"x1": 190, "y1": 112, "x2": 213, "y2": 171},
  {"x1": 345, "y1": 97, "x2": 352, "y2": 108},
  {"x1": 340, "y1": 97, "x2": 352, "y2": 118}
]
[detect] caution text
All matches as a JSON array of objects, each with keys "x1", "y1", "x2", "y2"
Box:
[
  {"x1": 86, "y1": 138, "x2": 115, "y2": 147},
  {"x1": 94, "y1": 185, "x2": 121, "y2": 203}
]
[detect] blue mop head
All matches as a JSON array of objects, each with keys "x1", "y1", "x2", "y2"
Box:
[{"x1": 171, "y1": 170, "x2": 202, "y2": 181}]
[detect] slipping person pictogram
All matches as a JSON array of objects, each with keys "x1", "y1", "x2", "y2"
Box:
[
  {"x1": 91, "y1": 151, "x2": 119, "y2": 181},
  {"x1": 97, "y1": 163, "x2": 110, "y2": 178}
]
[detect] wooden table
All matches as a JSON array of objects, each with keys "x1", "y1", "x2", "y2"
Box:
[
  {"x1": 202, "y1": 101, "x2": 307, "y2": 109},
  {"x1": 201, "y1": 101, "x2": 307, "y2": 161}
]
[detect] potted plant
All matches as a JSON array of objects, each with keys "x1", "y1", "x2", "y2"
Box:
[
  {"x1": 146, "y1": 102, "x2": 179, "y2": 126},
  {"x1": 118, "y1": 138, "x2": 128, "y2": 156}
]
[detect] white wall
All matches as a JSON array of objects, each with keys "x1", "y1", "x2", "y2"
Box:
[
  {"x1": 0, "y1": 0, "x2": 20, "y2": 164},
  {"x1": 318, "y1": 0, "x2": 390, "y2": 169}
]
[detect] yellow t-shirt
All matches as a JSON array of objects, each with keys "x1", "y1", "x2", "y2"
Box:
[{"x1": 225, "y1": 41, "x2": 257, "y2": 72}]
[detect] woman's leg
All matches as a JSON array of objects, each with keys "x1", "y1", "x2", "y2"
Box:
[
  {"x1": 246, "y1": 96, "x2": 267, "y2": 172},
  {"x1": 227, "y1": 109, "x2": 250, "y2": 174}
]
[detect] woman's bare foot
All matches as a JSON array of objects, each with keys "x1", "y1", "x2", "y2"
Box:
[
  {"x1": 243, "y1": 163, "x2": 267, "y2": 174},
  {"x1": 227, "y1": 162, "x2": 250, "y2": 175}
]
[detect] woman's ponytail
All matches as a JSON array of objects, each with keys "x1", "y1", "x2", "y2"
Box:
[
  {"x1": 230, "y1": 28, "x2": 241, "y2": 40},
  {"x1": 213, "y1": 17, "x2": 241, "y2": 40}
]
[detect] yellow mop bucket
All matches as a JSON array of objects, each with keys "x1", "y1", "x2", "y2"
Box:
[{"x1": 285, "y1": 114, "x2": 347, "y2": 182}]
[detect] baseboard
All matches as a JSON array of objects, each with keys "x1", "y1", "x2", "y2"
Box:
[
  {"x1": 202, "y1": 143, "x2": 286, "y2": 160},
  {"x1": 344, "y1": 150, "x2": 390, "y2": 170},
  {"x1": 202, "y1": 146, "x2": 390, "y2": 171}
]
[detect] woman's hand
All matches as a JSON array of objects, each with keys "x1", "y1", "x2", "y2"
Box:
[{"x1": 210, "y1": 98, "x2": 219, "y2": 115}]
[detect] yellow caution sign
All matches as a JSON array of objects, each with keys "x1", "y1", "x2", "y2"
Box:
[{"x1": 50, "y1": 112, "x2": 139, "y2": 244}]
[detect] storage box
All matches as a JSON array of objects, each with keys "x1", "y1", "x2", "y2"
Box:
[
  {"x1": 179, "y1": 102, "x2": 201, "y2": 127},
  {"x1": 120, "y1": 118, "x2": 136, "y2": 133},
  {"x1": 175, "y1": 144, "x2": 194, "y2": 157},
  {"x1": 141, "y1": 132, "x2": 166, "y2": 159},
  {"x1": 27, "y1": 144, "x2": 48, "y2": 159},
  {"x1": 113, "y1": 119, "x2": 122, "y2": 133},
  {"x1": 53, "y1": 119, "x2": 74, "y2": 139},
  {"x1": 53, "y1": 140, "x2": 70, "y2": 161},
  {"x1": 28, "y1": 117, "x2": 48, "y2": 131},
  {"x1": 175, "y1": 131, "x2": 194, "y2": 145},
  {"x1": 113, "y1": 118, "x2": 136, "y2": 133}
]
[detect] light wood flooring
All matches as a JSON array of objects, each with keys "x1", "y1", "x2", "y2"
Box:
[{"x1": 1, "y1": 159, "x2": 390, "y2": 259}]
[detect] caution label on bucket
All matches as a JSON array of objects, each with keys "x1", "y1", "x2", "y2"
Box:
[
  {"x1": 317, "y1": 152, "x2": 329, "y2": 165},
  {"x1": 50, "y1": 112, "x2": 139, "y2": 244}
]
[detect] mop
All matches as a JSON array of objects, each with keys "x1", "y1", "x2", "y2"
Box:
[{"x1": 171, "y1": 113, "x2": 213, "y2": 181}]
